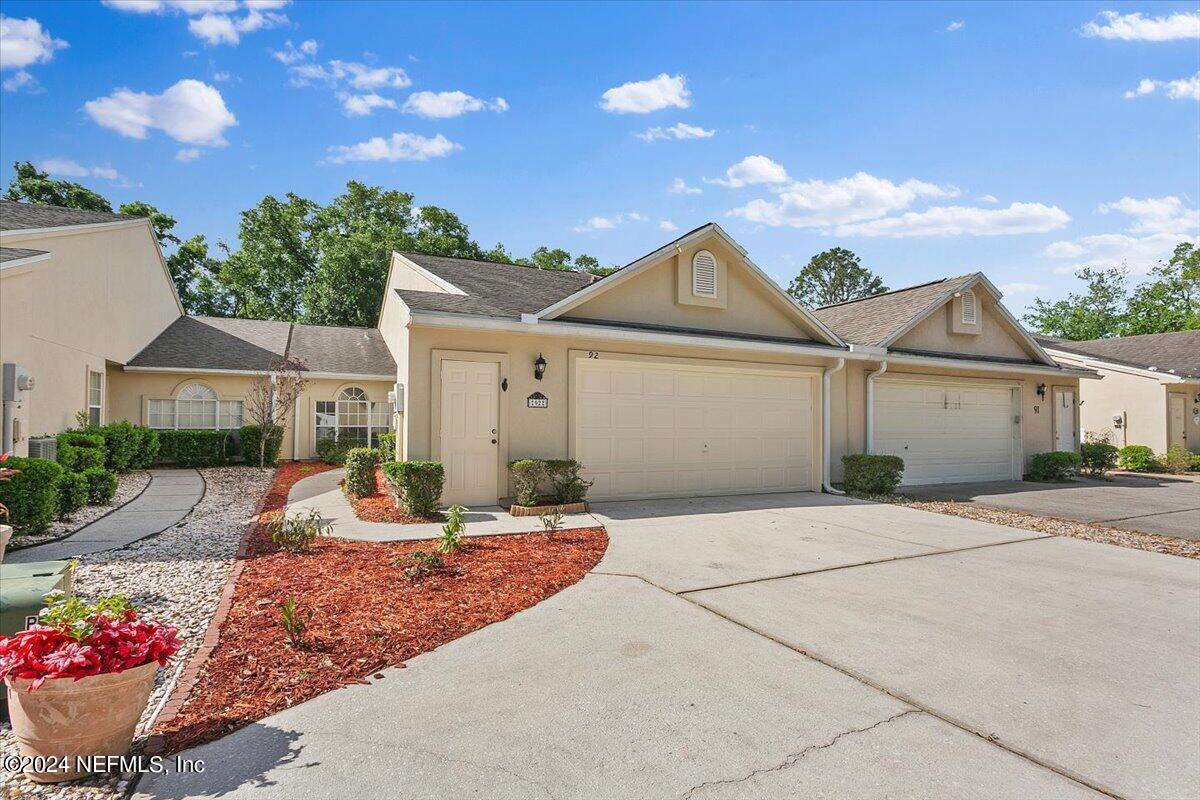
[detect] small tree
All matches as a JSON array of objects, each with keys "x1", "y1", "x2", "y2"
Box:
[{"x1": 244, "y1": 358, "x2": 307, "y2": 468}]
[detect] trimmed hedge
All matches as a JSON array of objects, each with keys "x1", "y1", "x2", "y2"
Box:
[
  {"x1": 0, "y1": 456, "x2": 64, "y2": 535},
  {"x1": 316, "y1": 438, "x2": 352, "y2": 466},
  {"x1": 129, "y1": 426, "x2": 160, "y2": 469},
  {"x1": 1079, "y1": 442, "x2": 1118, "y2": 478},
  {"x1": 1026, "y1": 451, "x2": 1082, "y2": 482},
  {"x1": 240, "y1": 424, "x2": 284, "y2": 467},
  {"x1": 82, "y1": 467, "x2": 118, "y2": 504},
  {"x1": 87, "y1": 421, "x2": 139, "y2": 472},
  {"x1": 57, "y1": 431, "x2": 105, "y2": 450},
  {"x1": 507, "y1": 459, "x2": 545, "y2": 506},
  {"x1": 381, "y1": 461, "x2": 444, "y2": 516},
  {"x1": 157, "y1": 429, "x2": 231, "y2": 467},
  {"x1": 842, "y1": 454, "x2": 905, "y2": 495},
  {"x1": 544, "y1": 459, "x2": 592, "y2": 504},
  {"x1": 378, "y1": 432, "x2": 397, "y2": 463},
  {"x1": 1118, "y1": 445, "x2": 1156, "y2": 472},
  {"x1": 55, "y1": 471, "x2": 88, "y2": 520},
  {"x1": 57, "y1": 442, "x2": 106, "y2": 473},
  {"x1": 344, "y1": 447, "x2": 380, "y2": 497}
]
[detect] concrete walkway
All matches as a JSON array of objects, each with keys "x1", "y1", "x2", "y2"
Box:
[
  {"x1": 7, "y1": 469, "x2": 205, "y2": 563},
  {"x1": 285, "y1": 468, "x2": 596, "y2": 541}
]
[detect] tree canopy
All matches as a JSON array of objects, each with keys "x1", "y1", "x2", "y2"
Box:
[{"x1": 786, "y1": 247, "x2": 888, "y2": 307}]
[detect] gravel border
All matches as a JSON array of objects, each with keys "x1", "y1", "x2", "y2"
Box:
[
  {"x1": 6, "y1": 471, "x2": 152, "y2": 551},
  {"x1": 0, "y1": 466, "x2": 274, "y2": 800}
]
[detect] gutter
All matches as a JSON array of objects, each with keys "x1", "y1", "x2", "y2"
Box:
[
  {"x1": 865, "y1": 361, "x2": 888, "y2": 454},
  {"x1": 122, "y1": 366, "x2": 395, "y2": 381},
  {"x1": 822, "y1": 358, "x2": 846, "y2": 495}
]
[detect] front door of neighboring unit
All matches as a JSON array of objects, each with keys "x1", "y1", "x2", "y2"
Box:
[
  {"x1": 1169, "y1": 394, "x2": 1187, "y2": 449},
  {"x1": 1054, "y1": 388, "x2": 1077, "y2": 453},
  {"x1": 874, "y1": 380, "x2": 1017, "y2": 485},
  {"x1": 440, "y1": 360, "x2": 499, "y2": 506},
  {"x1": 575, "y1": 359, "x2": 816, "y2": 500}
]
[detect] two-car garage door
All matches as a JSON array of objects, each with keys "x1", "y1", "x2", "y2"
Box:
[{"x1": 576, "y1": 359, "x2": 816, "y2": 500}]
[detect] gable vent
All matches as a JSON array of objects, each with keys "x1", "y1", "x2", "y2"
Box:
[
  {"x1": 961, "y1": 289, "x2": 977, "y2": 325},
  {"x1": 692, "y1": 250, "x2": 717, "y2": 297}
]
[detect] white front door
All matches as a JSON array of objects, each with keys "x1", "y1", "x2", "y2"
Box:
[
  {"x1": 440, "y1": 360, "x2": 499, "y2": 506},
  {"x1": 1054, "y1": 389, "x2": 1077, "y2": 453},
  {"x1": 1169, "y1": 394, "x2": 1187, "y2": 449}
]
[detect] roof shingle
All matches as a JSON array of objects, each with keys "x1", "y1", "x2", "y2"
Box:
[
  {"x1": 811, "y1": 274, "x2": 979, "y2": 346},
  {"x1": 0, "y1": 200, "x2": 139, "y2": 231},
  {"x1": 0, "y1": 246, "x2": 49, "y2": 263},
  {"x1": 1036, "y1": 331, "x2": 1200, "y2": 379}
]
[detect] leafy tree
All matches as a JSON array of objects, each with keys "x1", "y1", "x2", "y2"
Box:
[
  {"x1": 412, "y1": 205, "x2": 483, "y2": 259},
  {"x1": 787, "y1": 248, "x2": 888, "y2": 307},
  {"x1": 4, "y1": 161, "x2": 112, "y2": 211},
  {"x1": 168, "y1": 235, "x2": 231, "y2": 316},
  {"x1": 117, "y1": 201, "x2": 181, "y2": 248},
  {"x1": 1121, "y1": 243, "x2": 1200, "y2": 335},
  {"x1": 1024, "y1": 267, "x2": 1128, "y2": 340},
  {"x1": 519, "y1": 246, "x2": 575, "y2": 271}
]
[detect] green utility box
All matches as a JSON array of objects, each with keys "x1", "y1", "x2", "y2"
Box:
[{"x1": 1, "y1": 560, "x2": 74, "y2": 636}]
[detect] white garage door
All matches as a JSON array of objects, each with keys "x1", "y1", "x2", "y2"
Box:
[
  {"x1": 875, "y1": 380, "x2": 1017, "y2": 485},
  {"x1": 576, "y1": 360, "x2": 815, "y2": 500}
]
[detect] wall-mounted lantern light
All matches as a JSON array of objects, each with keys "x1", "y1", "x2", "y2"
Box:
[
  {"x1": 1036, "y1": 383, "x2": 1047, "y2": 400},
  {"x1": 533, "y1": 353, "x2": 547, "y2": 381}
]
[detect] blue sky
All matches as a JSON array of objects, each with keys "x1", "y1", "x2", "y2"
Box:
[{"x1": 1, "y1": 1, "x2": 1197, "y2": 315}]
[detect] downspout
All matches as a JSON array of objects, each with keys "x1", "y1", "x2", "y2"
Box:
[
  {"x1": 865, "y1": 361, "x2": 888, "y2": 455},
  {"x1": 822, "y1": 358, "x2": 846, "y2": 494},
  {"x1": 292, "y1": 396, "x2": 301, "y2": 461}
]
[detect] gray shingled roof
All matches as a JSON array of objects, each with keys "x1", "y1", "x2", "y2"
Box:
[
  {"x1": 395, "y1": 252, "x2": 599, "y2": 318},
  {"x1": 1036, "y1": 331, "x2": 1200, "y2": 379},
  {"x1": 0, "y1": 200, "x2": 139, "y2": 231},
  {"x1": 128, "y1": 316, "x2": 395, "y2": 376},
  {"x1": 811, "y1": 274, "x2": 979, "y2": 346},
  {"x1": 0, "y1": 246, "x2": 49, "y2": 263}
]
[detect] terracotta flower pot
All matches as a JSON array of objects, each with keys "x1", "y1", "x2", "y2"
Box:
[{"x1": 4, "y1": 660, "x2": 159, "y2": 783}]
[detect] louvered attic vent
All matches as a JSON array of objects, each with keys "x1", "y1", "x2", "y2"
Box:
[
  {"x1": 692, "y1": 250, "x2": 717, "y2": 297},
  {"x1": 961, "y1": 289, "x2": 977, "y2": 325}
]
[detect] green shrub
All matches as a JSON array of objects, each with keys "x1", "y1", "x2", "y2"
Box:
[
  {"x1": 56, "y1": 442, "x2": 105, "y2": 473},
  {"x1": 507, "y1": 458, "x2": 546, "y2": 506},
  {"x1": 129, "y1": 426, "x2": 160, "y2": 469},
  {"x1": 89, "y1": 421, "x2": 138, "y2": 472},
  {"x1": 57, "y1": 431, "x2": 105, "y2": 450},
  {"x1": 1159, "y1": 443, "x2": 1192, "y2": 475},
  {"x1": 377, "y1": 432, "x2": 397, "y2": 462},
  {"x1": 315, "y1": 437, "x2": 351, "y2": 466},
  {"x1": 842, "y1": 454, "x2": 906, "y2": 495},
  {"x1": 381, "y1": 461, "x2": 444, "y2": 516},
  {"x1": 1118, "y1": 445, "x2": 1156, "y2": 472},
  {"x1": 544, "y1": 459, "x2": 592, "y2": 504},
  {"x1": 82, "y1": 467, "x2": 118, "y2": 504},
  {"x1": 55, "y1": 471, "x2": 88, "y2": 519},
  {"x1": 1026, "y1": 451, "x2": 1082, "y2": 482},
  {"x1": 1079, "y1": 442, "x2": 1119, "y2": 478},
  {"x1": 265, "y1": 508, "x2": 331, "y2": 554},
  {"x1": 240, "y1": 424, "x2": 284, "y2": 467},
  {"x1": 344, "y1": 447, "x2": 379, "y2": 497},
  {"x1": 0, "y1": 457, "x2": 64, "y2": 534},
  {"x1": 157, "y1": 430, "x2": 231, "y2": 467},
  {"x1": 1191, "y1": 454, "x2": 1200, "y2": 472},
  {"x1": 437, "y1": 505, "x2": 468, "y2": 554}
]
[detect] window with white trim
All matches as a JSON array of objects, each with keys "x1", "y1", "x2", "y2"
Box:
[
  {"x1": 315, "y1": 387, "x2": 393, "y2": 447},
  {"x1": 692, "y1": 250, "x2": 717, "y2": 297},
  {"x1": 147, "y1": 383, "x2": 243, "y2": 430},
  {"x1": 87, "y1": 371, "x2": 103, "y2": 427},
  {"x1": 961, "y1": 289, "x2": 977, "y2": 325}
]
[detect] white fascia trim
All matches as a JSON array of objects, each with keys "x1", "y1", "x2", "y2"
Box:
[
  {"x1": 123, "y1": 365, "x2": 395, "y2": 381},
  {"x1": 0, "y1": 251, "x2": 52, "y2": 272},
  {"x1": 0, "y1": 218, "x2": 147, "y2": 242},
  {"x1": 389, "y1": 251, "x2": 468, "y2": 295},
  {"x1": 1041, "y1": 348, "x2": 1193, "y2": 383},
  {"x1": 883, "y1": 349, "x2": 1100, "y2": 379}
]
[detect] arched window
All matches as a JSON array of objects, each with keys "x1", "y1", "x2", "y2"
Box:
[
  {"x1": 148, "y1": 383, "x2": 243, "y2": 430},
  {"x1": 315, "y1": 386, "x2": 392, "y2": 447}
]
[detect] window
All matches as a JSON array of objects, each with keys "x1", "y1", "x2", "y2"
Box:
[
  {"x1": 87, "y1": 371, "x2": 103, "y2": 427},
  {"x1": 148, "y1": 383, "x2": 243, "y2": 430},
  {"x1": 961, "y1": 289, "x2": 977, "y2": 325},
  {"x1": 692, "y1": 250, "x2": 717, "y2": 297},
  {"x1": 316, "y1": 387, "x2": 393, "y2": 447}
]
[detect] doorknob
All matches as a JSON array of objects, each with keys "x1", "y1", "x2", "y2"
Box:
[{"x1": 491, "y1": 428, "x2": 497, "y2": 434}]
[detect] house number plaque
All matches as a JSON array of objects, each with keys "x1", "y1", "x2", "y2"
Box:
[{"x1": 527, "y1": 392, "x2": 549, "y2": 409}]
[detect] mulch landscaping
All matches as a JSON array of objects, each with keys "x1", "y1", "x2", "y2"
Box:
[
  {"x1": 155, "y1": 465, "x2": 607, "y2": 754},
  {"x1": 349, "y1": 467, "x2": 443, "y2": 524}
]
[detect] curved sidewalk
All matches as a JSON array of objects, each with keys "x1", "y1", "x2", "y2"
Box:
[{"x1": 7, "y1": 469, "x2": 205, "y2": 563}]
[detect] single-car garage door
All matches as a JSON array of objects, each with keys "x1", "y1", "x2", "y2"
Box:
[
  {"x1": 576, "y1": 359, "x2": 816, "y2": 500},
  {"x1": 875, "y1": 380, "x2": 1017, "y2": 485}
]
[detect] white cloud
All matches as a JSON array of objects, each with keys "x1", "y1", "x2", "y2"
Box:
[
  {"x1": 188, "y1": 7, "x2": 285, "y2": 45},
  {"x1": 271, "y1": 39, "x2": 317, "y2": 65},
  {"x1": 946, "y1": 21, "x2": 965, "y2": 32},
  {"x1": 103, "y1": 1, "x2": 287, "y2": 45},
  {"x1": 728, "y1": 170, "x2": 958, "y2": 227},
  {"x1": 0, "y1": 16, "x2": 67, "y2": 87},
  {"x1": 326, "y1": 132, "x2": 461, "y2": 163},
  {"x1": 834, "y1": 202, "x2": 1069, "y2": 238},
  {"x1": 211, "y1": 70, "x2": 231, "y2": 82},
  {"x1": 600, "y1": 73, "x2": 690, "y2": 114},
  {"x1": 339, "y1": 92, "x2": 397, "y2": 117},
  {"x1": 290, "y1": 60, "x2": 411, "y2": 90},
  {"x1": 401, "y1": 90, "x2": 508, "y2": 118},
  {"x1": 102, "y1": 1, "x2": 239, "y2": 12},
  {"x1": 659, "y1": 220, "x2": 679, "y2": 232},
  {"x1": 635, "y1": 122, "x2": 715, "y2": 142},
  {"x1": 1098, "y1": 196, "x2": 1200, "y2": 235},
  {"x1": 1124, "y1": 73, "x2": 1200, "y2": 101},
  {"x1": 999, "y1": 282, "x2": 1045, "y2": 295},
  {"x1": 1044, "y1": 195, "x2": 1198, "y2": 274},
  {"x1": 39, "y1": 158, "x2": 126, "y2": 183},
  {"x1": 175, "y1": 147, "x2": 201, "y2": 162},
  {"x1": 2, "y1": 70, "x2": 35, "y2": 92},
  {"x1": 978, "y1": 194, "x2": 998, "y2": 203},
  {"x1": 669, "y1": 177, "x2": 702, "y2": 195},
  {"x1": 708, "y1": 155, "x2": 790, "y2": 188},
  {"x1": 85, "y1": 79, "x2": 237, "y2": 146},
  {"x1": 573, "y1": 212, "x2": 646, "y2": 232},
  {"x1": 1081, "y1": 10, "x2": 1199, "y2": 41}
]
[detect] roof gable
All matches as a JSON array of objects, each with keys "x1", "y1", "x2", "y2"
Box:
[{"x1": 1038, "y1": 331, "x2": 1200, "y2": 379}]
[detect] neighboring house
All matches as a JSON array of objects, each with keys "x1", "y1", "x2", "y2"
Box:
[
  {"x1": 1037, "y1": 332, "x2": 1200, "y2": 454},
  {"x1": 2, "y1": 203, "x2": 1094, "y2": 503}
]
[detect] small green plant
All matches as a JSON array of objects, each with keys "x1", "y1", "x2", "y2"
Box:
[
  {"x1": 1118, "y1": 445, "x2": 1157, "y2": 472},
  {"x1": 508, "y1": 458, "x2": 545, "y2": 506},
  {"x1": 1079, "y1": 442, "x2": 1119, "y2": 478},
  {"x1": 315, "y1": 437, "x2": 352, "y2": 466},
  {"x1": 544, "y1": 459, "x2": 592, "y2": 504},
  {"x1": 39, "y1": 592, "x2": 134, "y2": 641},
  {"x1": 344, "y1": 447, "x2": 380, "y2": 497},
  {"x1": 842, "y1": 454, "x2": 905, "y2": 495},
  {"x1": 381, "y1": 460, "x2": 445, "y2": 516},
  {"x1": 1159, "y1": 443, "x2": 1192, "y2": 475},
  {"x1": 377, "y1": 432, "x2": 398, "y2": 462},
  {"x1": 539, "y1": 508, "x2": 564, "y2": 537},
  {"x1": 437, "y1": 505, "x2": 468, "y2": 553},
  {"x1": 74, "y1": 410, "x2": 91, "y2": 429},
  {"x1": 1191, "y1": 454, "x2": 1200, "y2": 472},
  {"x1": 279, "y1": 597, "x2": 310, "y2": 649},
  {"x1": 82, "y1": 467, "x2": 118, "y2": 504},
  {"x1": 266, "y1": 508, "x2": 331, "y2": 554},
  {"x1": 1026, "y1": 451, "x2": 1082, "y2": 482},
  {"x1": 397, "y1": 549, "x2": 444, "y2": 581}
]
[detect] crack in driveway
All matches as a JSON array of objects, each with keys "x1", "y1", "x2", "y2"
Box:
[{"x1": 680, "y1": 709, "x2": 922, "y2": 799}]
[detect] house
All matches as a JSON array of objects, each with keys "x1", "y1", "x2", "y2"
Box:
[
  {"x1": 1037, "y1": 332, "x2": 1200, "y2": 454},
  {"x1": 2, "y1": 203, "x2": 1094, "y2": 504}
]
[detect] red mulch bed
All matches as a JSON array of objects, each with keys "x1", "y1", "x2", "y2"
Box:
[
  {"x1": 155, "y1": 467, "x2": 607, "y2": 754},
  {"x1": 349, "y1": 467, "x2": 443, "y2": 524}
]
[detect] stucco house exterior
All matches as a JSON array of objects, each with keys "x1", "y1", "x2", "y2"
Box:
[
  {"x1": 2, "y1": 203, "x2": 1095, "y2": 505},
  {"x1": 1038, "y1": 332, "x2": 1200, "y2": 455}
]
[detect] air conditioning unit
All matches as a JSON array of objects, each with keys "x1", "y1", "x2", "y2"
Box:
[{"x1": 27, "y1": 437, "x2": 57, "y2": 461}]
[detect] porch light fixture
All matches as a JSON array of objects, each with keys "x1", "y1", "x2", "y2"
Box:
[
  {"x1": 533, "y1": 353, "x2": 547, "y2": 381},
  {"x1": 1036, "y1": 383, "x2": 1047, "y2": 400}
]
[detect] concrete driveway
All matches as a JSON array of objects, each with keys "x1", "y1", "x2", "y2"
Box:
[
  {"x1": 902, "y1": 475, "x2": 1200, "y2": 539},
  {"x1": 136, "y1": 494, "x2": 1199, "y2": 800}
]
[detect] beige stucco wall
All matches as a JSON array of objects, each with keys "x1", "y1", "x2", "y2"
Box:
[
  {"x1": 891, "y1": 294, "x2": 1035, "y2": 361},
  {"x1": 0, "y1": 222, "x2": 181, "y2": 454},
  {"x1": 1166, "y1": 387, "x2": 1200, "y2": 454}
]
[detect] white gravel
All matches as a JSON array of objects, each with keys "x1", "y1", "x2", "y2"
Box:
[
  {"x1": 7, "y1": 471, "x2": 152, "y2": 551},
  {"x1": 1, "y1": 466, "x2": 274, "y2": 800}
]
